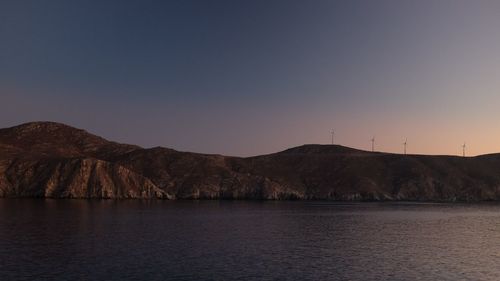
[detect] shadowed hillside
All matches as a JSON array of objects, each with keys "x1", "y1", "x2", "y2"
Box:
[{"x1": 1, "y1": 122, "x2": 500, "y2": 201}]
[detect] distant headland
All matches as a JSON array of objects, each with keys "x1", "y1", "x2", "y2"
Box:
[{"x1": 1, "y1": 121, "x2": 499, "y2": 201}]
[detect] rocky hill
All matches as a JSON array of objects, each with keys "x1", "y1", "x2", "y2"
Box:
[{"x1": 1, "y1": 121, "x2": 500, "y2": 201}]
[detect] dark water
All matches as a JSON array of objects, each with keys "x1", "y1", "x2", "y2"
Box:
[{"x1": 1, "y1": 200, "x2": 500, "y2": 281}]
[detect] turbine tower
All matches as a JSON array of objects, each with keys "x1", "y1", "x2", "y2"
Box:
[
  {"x1": 403, "y1": 138, "x2": 407, "y2": 155},
  {"x1": 462, "y1": 142, "x2": 466, "y2": 157},
  {"x1": 331, "y1": 129, "x2": 335, "y2": 145},
  {"x1": 371, "y1": 136, "x2": 375, "y2": 152}
]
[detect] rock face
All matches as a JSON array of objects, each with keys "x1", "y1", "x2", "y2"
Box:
[{"x1": 2, "y1": 121, "x2": 500, "y2": 201}]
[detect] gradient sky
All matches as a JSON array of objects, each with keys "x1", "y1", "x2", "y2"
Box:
[{"x1": 1, "y1": 0, "x2": 500, "y2": 156}]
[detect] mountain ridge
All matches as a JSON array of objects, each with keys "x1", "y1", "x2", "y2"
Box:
[{"x1": 2, "y1": 121, "x2": 500, "y2": 201}]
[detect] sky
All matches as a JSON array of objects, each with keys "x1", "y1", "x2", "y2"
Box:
[{"x1": 1, "y1": 0, "x2": 500, "y2": 157}]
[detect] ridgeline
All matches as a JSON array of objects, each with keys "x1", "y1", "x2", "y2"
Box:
[{"x1": 1, "y1": 122, "x2": 500, "y2": 201}]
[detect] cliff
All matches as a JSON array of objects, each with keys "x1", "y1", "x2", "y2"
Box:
[{"x1": 1, "y1": 121, "x2": 500, "y2": 201}]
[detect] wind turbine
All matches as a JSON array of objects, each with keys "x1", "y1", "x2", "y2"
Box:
[
  {"x1": 462, "y1": 142, "x2": 466, "y2": 157},
  {"x1": 403, "y1": 138, "x2": 407, "y2": 155},
  {"x1": 331, "y1": 129, "x2": 335, "y2": 145},
  {"x1": 371, "y1": 136, "x2": 375, "y2": 152}
]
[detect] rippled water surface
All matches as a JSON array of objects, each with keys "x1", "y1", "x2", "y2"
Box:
[{"x1": 2, "y1": 200, "x2": 500, "y2": 280}]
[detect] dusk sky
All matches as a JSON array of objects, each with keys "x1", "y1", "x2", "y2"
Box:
[{"x1": 1, "y1": 0, "x2": 500, "y2": 156}]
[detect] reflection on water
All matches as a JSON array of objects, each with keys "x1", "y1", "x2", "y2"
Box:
[{"x1": 1, "y1": 200, "x2": 500, "y2": 280}]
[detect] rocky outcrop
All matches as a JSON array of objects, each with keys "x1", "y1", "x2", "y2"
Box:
[
  {"x1": 2, "y1": 121, "x2": 500, "y2": 201},
  {"x1": 0, "y1": 158, "x2": 171, "y2": 199}
]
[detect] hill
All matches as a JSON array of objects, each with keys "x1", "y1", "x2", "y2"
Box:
[{"x1": 1, "y1": 122, "x2": 500, "y2": 201}]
